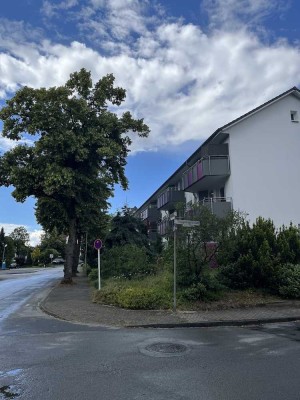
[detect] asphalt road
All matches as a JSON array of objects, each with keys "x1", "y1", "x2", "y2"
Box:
[{"x1": 0, "y1": 269, "x2": 299, "y2": 400}]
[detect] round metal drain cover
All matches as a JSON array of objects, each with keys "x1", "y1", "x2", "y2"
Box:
[{"x1": 145, "y1": 342, "x2": 187, "y2": 354}]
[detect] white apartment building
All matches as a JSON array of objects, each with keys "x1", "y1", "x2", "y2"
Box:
[{"x1": 136, "y1": 87, "x2": 300, "y2": 237}]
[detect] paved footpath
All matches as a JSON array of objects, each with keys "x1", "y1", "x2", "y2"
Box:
[{"x1": 41, "y1": 274, "x2": 300, "y2": 328}]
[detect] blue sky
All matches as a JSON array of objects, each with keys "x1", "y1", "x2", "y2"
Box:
[{"x1": 0, "y1": 0, "x2": 300, "y2": 245}]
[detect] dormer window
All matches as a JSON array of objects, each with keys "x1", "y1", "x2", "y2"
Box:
[{"x1": 290, "y1": 111, "x2": 298, "y2": 122}]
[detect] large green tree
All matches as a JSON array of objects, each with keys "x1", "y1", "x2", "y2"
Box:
[
  {"x1": 9, "y1": 226, "x2": 30, "y2": 264},
  {"x1": 0, "y1": 69, "x2": 149, "y2": 282}
]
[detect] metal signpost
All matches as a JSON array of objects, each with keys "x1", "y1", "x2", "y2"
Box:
[
  {"x1": 94, "y1": 239, "x2": 102, "y2": 290},
  {"x1": 173, "y1": 219, "x2": 200, "y2": 312},
  {"x1": 1, "y1": 244, "x2": 7, "y2": 270}
]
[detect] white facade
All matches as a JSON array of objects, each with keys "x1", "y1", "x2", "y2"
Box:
[
  {"x1": 225, "y1": 93, "x2": 300, "y2": 227},
  {"x1": 137, "y1": 88, "x2": 300, "y2": 233}
]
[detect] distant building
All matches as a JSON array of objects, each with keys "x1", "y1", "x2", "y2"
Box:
[{"x1": 136, "y1": 87, "x2": 300, "y2": 237}]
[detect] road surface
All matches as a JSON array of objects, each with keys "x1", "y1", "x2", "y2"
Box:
[{"x1": 0, "y1": 269, "x2": 299, "y2": 399}]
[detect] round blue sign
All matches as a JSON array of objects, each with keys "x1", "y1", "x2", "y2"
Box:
[{"x1": 94, "y1": 239, "x2": 102, "y2": 250}]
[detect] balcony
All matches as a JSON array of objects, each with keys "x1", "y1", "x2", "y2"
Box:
[
  {"x1": 140, "y1": 206, "x2": 159, "y2": 222},
  {"x1": 157, "y1": 218, "x2": 174, "y2": 236},
  {"x1": 157, "y1": 187, "x2": 185, "y2": 211},
  {"x1": 182, "y1": 155, "x2": 230, "y2": 193},
  {"x1": 185, "y1": 197, "x2": 232, "y2": 219}
]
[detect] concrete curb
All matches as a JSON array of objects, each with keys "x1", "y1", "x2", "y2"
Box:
[
  {"x1": 127, "y1": 316, "x2": 300, "y2": 329},
  {"x1": 39, "y1": 283, "x2": 71, "y2": 323},
  {"x1": 38, "y1": 278, "x2": 300, "y2": 329}
]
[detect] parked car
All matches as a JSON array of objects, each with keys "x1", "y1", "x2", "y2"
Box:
[
  {"x1": 52, "y1": 258, "x2": 65, "y2": 265},
  {"x1": 9, "y1": 262, "x2": 18, "y2": 269}
]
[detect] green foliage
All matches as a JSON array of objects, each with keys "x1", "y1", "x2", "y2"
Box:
[
  {"x1": 273, "y1": 264, "x2": 300, "y2": 299},
  {"x1": 31, "y1": 247, "x2": 41, "y2": 265},
  {"x1": 39, "y1": 248, "x2": 59, "y2": 264},
  {"x1": 180, "y1": 270, "x2": 225, "y2": 302},
  {"x1": 88, "y1": 268, "x2": 98, "y2": 281},
  {"x1": 162, "y1": 204, "x2": 242, "y2": 287},
  {"x1": 117, "y1": 287, "x2": 167, "y2": 309},
  {"x1": 9, "y1": 226, "x2": 30, "y2": 257},
  {"x1": 84, "y1": 263, "x2": 92, "y2": 277},
  {"x1": 0, "y1": 68, "x2": 149, "y2": 281},
  {"x1": 101, "y1": 244, "x2": 156, "y2": 279},
  {"x1": 219, "y1": 218, "x2": 300, "y2": 298},
  {"x1": 105, "y1": 207, "x2": 150, "y2": 250},
  {"x1": 39, "y1": 228, "x2": 66, "y2": 257},
  {"x1": 93, "y1": 271, "x2": 172, "y2": 309},
  {"x1": 0, "y1": 236, "x2": 15, "y2": 266},
  {"x1": 277, "y1": 225, "x2": 300, "y2": 264}
]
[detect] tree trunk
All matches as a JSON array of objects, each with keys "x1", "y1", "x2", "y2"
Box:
[
  {"x1": 62, "y1": 218, "x2": 77, "y2": 284},
  {"x1": 72, "y1": 235, "x2": 81, "y2": 277}
]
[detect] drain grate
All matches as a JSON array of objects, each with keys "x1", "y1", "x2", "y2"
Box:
[{"x1": 145, "y1": 342, "x2": 187, "y2": 354}]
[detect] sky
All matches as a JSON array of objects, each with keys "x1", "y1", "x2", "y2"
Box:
[{"x1": 0, "y1": 0, "x2": 300, "y2": 245}]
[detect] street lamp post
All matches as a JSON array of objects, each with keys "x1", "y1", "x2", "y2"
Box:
[
  {"x1": 2, "y1": 244, "x2": 8, "y2": 270},
  {"x1": 84, "y1": 232, "x2": 88, "y2": 270}
]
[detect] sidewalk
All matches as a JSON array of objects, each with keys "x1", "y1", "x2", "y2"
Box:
[{"x1": 40, "y1": 274, "x2": 300, "y2": 328}]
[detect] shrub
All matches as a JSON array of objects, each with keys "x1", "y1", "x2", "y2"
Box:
[
  {"x1": 117, "y1": 287, "x2": 168, "y2": 309},
  {"x1": 181, "y1": 283, "x2": 208, "y2": 301},
  {"x1": 277, "y1": 226, "x2": 300, "y2": 264},
  {"x1": 274, "y1": 264, "x2": 300, "y2": 299},
  {"x1": 94, "y1": 284, "x2": 170, "y2": 309},
  {"x1": 93, "y1": 285, "x2": 122, "y2": 305},
  {"x1": 218, "y1": 218, "x2": 300, "y2": 291},
  {"x1": 101, "y1": 244, "x2": 156, "y2": 279},
  {"x1": 88, "y1": 268, "x2": 98, "y2": 281},
  {"x1": 181, "y1": 270, "x2": 225, "y2": 302},
  {"x1": 93, "y1": 271, "x2": 173, "y2": 309},
  {"x1": 85, "y1": 265, "x2": 92, "y2": 277}
]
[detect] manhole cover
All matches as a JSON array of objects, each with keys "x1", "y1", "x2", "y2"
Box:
[
  {"x1": 0, "y1": 385, "x2": 20, "y2": 399},
  {"x1": 145, "y1": 342, "x2": 187, "y2": 354}
]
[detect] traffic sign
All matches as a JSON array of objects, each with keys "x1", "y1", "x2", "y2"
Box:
[
  {"x1": 174, "y1": 219, "x2": 200, "y2": 227},
  {"x1": 94, "y1": 239, "x2": 102, "y2": 250}
]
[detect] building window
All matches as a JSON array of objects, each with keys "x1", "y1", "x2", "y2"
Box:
[{"x1": 290, "y1": 111, "x2": 299, "y2": 122}]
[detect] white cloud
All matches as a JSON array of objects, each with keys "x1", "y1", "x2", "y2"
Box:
[
  {"x1": 41, "y1": 0, "x2": 78, "y2": 18},
  {"x1": 0, "y1": 1, "x2": 299, "y2": 155},
  {"x1": 0, "y1": 133, "x2": 35, "y2": 153},
  {"x1": 0, "y1": 223, "x2": 43, "y2": 246},
  {"x1": 202, "y1": 0, "x2": 287, "y2": 30},
  {"x1": 29, "y1": 230, "x2": 44, "y2": 247}
]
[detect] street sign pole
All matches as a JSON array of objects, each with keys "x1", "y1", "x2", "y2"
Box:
[
  {"x1": 172, "y1": 219, "x2": 200, "y2": 313},
  {"x1": 173, "y1": 225, "x2": 177, "y2": 312},
  {"x1": 94, "y1": 239, "x2": 102, "y2": 291},
  {"x1": 98, "y1": 249, "x2": 101, "y2": 290}
]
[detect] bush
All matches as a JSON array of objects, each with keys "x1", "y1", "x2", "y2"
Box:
[
  {"x1": 88, "y1": 268, "x2": 98, "y2": 281},
  {"x1": 218, "y1": 218, "x2": 300, "y2": 291},
  {"x1": 117, "y1": 287, "x2": 168, "y2": 309},
  {"x1": 274, "y1": 264, "x2": 300, "y2": 299},
  {"x1": 93, "y1": 271, "x2": 172, "y2": 309},
  {"x1": 94, "y1": 284, "x2": 170, "y2": 309},
  {"x1": 181, "y1": 270, "x2": 224, "y2": 302},
  {"x1": 83, "y1": 264, "x2": 92, "y2": 276},
  {"x1": 101, "y1": 244, "x2": 156, "y2": 279},
  {"x1": 277, "y1": 226, "x2": 300, "y2": 264}
]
